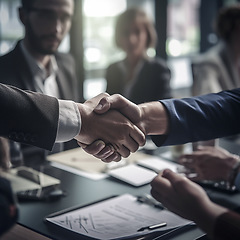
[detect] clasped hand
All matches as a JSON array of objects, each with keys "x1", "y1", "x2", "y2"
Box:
[{"x1": 75, "y1": 93, "x2": 146, "y2": 159}]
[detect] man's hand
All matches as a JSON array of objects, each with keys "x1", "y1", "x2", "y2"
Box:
[
  {"x1": 178, "y1": 146, "x2": 240, "y2": 182},
  {"x1": 93, "y1": 94, "x2": 168, "y2": 135},
  {"x1": 79, "y1": 94, "x2": 168, "y2": 161},
  {"x1": 150, "y1": 169, "x2": 227, "y2": 237},
  {"x1": 78, "y1": 140, "x2": 121, "y2": 162},
  {"x1": 75, "y1": 93, "x2": 146, "y2": 158},
  {"x1": 93, "y1": 94, "x2": 145, "y2": 132}
]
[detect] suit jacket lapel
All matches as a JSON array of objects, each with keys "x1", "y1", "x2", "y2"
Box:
[
  {"x1": 13, "y1": 41, "x2": 37, "y2": 91},
  {"x1": 55, "y1": 67, "x2": 66, "y2": 99}
]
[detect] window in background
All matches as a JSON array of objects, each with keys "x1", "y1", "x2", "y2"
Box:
[
  {"x1": 83, "y1": 0, "x2": 155, "y2": 100},
  {"x1": 167, "y1": 0, "x2": 200, "y2": 57},
  {"x1": 0, "y1": 0, "x2": 23, "y2": 55},
  {"x1": 83, "y1": 0, "x2": 127, "y2": 99},
  {"x1": 166, "y1": 0, "x2": 200, "y2": 95}
]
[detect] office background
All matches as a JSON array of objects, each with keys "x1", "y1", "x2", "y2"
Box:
[{"x1": 0, "y1": 0, "x2": 240, "y2": 101}]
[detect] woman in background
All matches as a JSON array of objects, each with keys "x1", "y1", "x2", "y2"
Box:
[{"x1": 106, "y1": 7, "x2": 172, "y2": 104}]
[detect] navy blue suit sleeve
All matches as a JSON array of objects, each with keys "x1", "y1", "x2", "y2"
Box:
[{"x1": 152, "y1": 88, "x2": 240, "y2": 146}]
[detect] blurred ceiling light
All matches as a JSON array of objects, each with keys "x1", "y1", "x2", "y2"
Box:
[
  {"x1": 84, "y1": 0, "x2": 126, "y2": 17},
  {"x1": 85, "y1": 47, "x2": 101, "y2": 63},
  {"x1": 147, "y1": 48, "x2": 156, "y2": 58},
  {"x1": 168, "y1": 39, "x2": 182, "y2": 57}
]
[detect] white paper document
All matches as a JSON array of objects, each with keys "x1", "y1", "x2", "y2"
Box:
[
  {"x1": 45, "y1": 194, "x2": 192, "y2": 240},
  {"x1": 108, "y1": 164, "x2": 157, "y2": 186},
  {"x1": 137, "y1": 157, "x2": 183, "y2": 173}
]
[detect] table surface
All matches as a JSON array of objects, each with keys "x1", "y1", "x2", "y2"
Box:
[{"x1": 17, "y1": 142, "x2": 240, "y2": 240}]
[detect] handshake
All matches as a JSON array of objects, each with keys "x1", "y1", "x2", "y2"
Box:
[{"x1": 74, "y1": 93, "x2": 168, "y2": 162}]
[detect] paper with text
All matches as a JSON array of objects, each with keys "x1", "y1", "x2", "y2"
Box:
[{"x1": 46, "y1": 194, "x2": 191, "y2": 240}]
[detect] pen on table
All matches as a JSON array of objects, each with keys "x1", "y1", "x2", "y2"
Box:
[{"x1": 137, "y1": 222, "x2": 167, "y2": 232}]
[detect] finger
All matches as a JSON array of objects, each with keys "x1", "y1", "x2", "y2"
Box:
[
  {"x1": 94, "y1": 94, "x2": 128, "y2": 114},
  {"x1": 161, "y1": 169, "x2": 187, "y2": 184},
  {"x1": 93, "y1": 145, "x2": 115, "y2": 159},
  {"x1": 180, "y1": 161, "x2": 196, "y2": 170},
  {"x1": 85, "y1": 92, "x2": 110, "y2": 108},
  {"x1": 178, "y1": 154, "x2": 195, "y2": 163},
  {"x1": 122, "y1": 131, "x2": 143, "y2": 153},
  {"x1": 130, "y1": 125, "x2": 146, "y2": 146},
  {"x1": 116, "y1": 144, "x2": 130, "y2": 158},
  {"x1": 150, "y1": 173, "x2": 169, "y2": 189},
  {"x1": 123, "y1": 138, "x2": 139, "y2": 153},
  {"x1": 101, "y1": 152, "x2": 122, "y2": 163},
  {"x1": 150, "y1": 174, "x2": 171, "y2": 198},
  {"x1": 95, "y1": 94, "x2": 141, "y2": 123},
  {"x1": 78, "y1": 140, "x2": 105, "y2": 155},
  {"x1": 178, "y1": 156, "x2": 196, "y2": 169},
  {"x1": 94, "y1": 97, "x2": 111, "y2": 114},
  {"x1": 78, "y1": 142, "x2": 87, "y2": 148}
]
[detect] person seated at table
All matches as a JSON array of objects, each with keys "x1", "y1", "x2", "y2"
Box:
[
  {"x1": 178, "y1": 146, "x2": 240, "y2": 189},
  {"x1": 191, "y1": 4, "x2": 240, "y2": 149},
  {"x1": 105, "y1": 7, "x2": 172, "y2": 104},
  {"x1": 192, "y1": 4, "x2": 240, "y2": 96},
  {"x1": 0, "y1": 0, "x2": 80, "y2": 162}
]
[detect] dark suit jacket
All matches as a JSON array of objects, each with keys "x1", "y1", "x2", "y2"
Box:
[
  {"x1": 106, "y1": 58, "x2": 172, "y2": 104},
  {"x1": 0, "y1": 41, "x2": 80, "y2": 101},
  {"x1": 0, "y1": 41, "x2": 80, "y2": 156},
  {"x1": 0, "y1": 84, "x2": 58, "y2": 150},
  {"x1": 0, "y1": 83, "x2": 60, "y2": 236},
  {"x1": 151, "y1": 88, "x2": 240, "y2": 238},
  {"x1": 151, "y1": 88, "x2": 240, "y2": 146}
]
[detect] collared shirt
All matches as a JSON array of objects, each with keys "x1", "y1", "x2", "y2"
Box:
[
  {"x1": 20, "y1": 41, "x2": 60, "y2": 98},
  {"x1": 20, "y1": 41, "x2": 81, "y2": 143}
]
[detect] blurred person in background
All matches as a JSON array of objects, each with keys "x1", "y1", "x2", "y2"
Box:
[
  {"x1": 192, "y1": 4, "x2": 240, "y2": 96},
  {"x1": 187, "y1": 4, "x2": 240, "y2": 167},
  {"x1": 0, "y1": 0, "x2": 80, "y2": 162},
  {"x1": 106, "y1": 7, "x2": 172, "y2": 105}
]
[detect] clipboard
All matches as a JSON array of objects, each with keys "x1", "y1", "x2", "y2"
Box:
[{"x1": 44, "y1": 194, "x2": 193, "y2": 240}]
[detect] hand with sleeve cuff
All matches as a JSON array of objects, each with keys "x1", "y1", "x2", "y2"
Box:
[{"x1": 78, "y1": 94, "x2": 168, "y2": 161}]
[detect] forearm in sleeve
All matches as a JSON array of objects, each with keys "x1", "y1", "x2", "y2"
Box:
[{"x1": 152, "y1": 88, "x2": 240, "y2": 146}]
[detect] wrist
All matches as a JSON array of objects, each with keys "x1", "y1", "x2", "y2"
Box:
[
  {"x1": 139, "y1": 101, "x2": 168, "y2": 135},
  {"x1": 76, "y1": 103, "x2": 91, "y2": 139}
]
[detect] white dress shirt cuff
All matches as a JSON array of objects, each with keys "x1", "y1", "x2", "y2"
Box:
[{"x1": 56, "y1": 100, "x2": 81, "y2": 142}]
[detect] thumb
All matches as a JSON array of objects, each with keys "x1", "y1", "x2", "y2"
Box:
[
  {"x1": 94, "y1": 94, "x2": 127, "y2": 114},
  {"x1": 94, "y1": 97, "x2": 111, "y2": 114},
  {"x1": 162, "y1": 169, "x2": 184, "y2": 183},
  {"x1": 94, "y1": 94, "x2": 141, "y2": 124}
]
